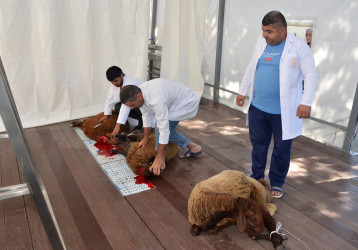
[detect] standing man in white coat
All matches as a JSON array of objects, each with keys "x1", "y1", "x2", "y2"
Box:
[
  {"x1": 120, "y1": 78, "x2": 202, "y2": 176},
  {"x1": 98, "y1": 66, "x2": 143, "y2": 137},
  {"x1": 236, "y1": 11, "x2": 317, "y2": 198}
]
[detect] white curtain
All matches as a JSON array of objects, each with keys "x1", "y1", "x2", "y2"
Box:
[
  {"x1": 202, "y1": 0, "x2": 358, "y2": 150},
  {"x1": 159, "y1": 0, "x2": 205, "y2": 98},
  {"x1": 0, "y1": 0, "x2": 150, "y2": 131}
]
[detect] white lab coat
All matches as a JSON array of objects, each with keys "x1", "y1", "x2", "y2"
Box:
[
  {"x1": 139, "y1": 78, "x2": 199, "y2": 144},
  {"x1": 239, "y1": 33, "x2": 317, "y2": 140},
  {"x1": 103, "y1": 75, "x2": 143, "y2": 124}
]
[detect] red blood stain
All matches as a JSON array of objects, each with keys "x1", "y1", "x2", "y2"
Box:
[
  {"x1": 94, "y1": 138, "x2": 123, "y2": 157},
  {"x1": 97, "y1": 136, "x2": 109, "y2": 143},
  {"x1": 134, "y1": 167, "x2": 155, "y2": 189}
]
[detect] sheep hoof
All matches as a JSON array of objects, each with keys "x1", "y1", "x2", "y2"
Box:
[
  {"x1": 280, "y1": 235, "x2": 288, "y2": 248},
  {"x1": 191, "y1": 225, "x2": 201, "y2": 236}
]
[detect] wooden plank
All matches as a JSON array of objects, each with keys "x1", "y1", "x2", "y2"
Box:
[
  {"x1": 16, "y1": 136, "x2": 52, "y2": 250},
  {"x1": 0, "y1": 138, "x2": 33, "y2": 250},
  {"x1": 36, "y1": 128, "x2": 113, "y2": 250},
  {"x1": 177, "y1": 101, "x2": 358, "y2": 248},
  {"x1": 57, "y1": 123, "x2": 164, "y2": 249},
  {"x1": 281, "y1": 178, "x2": 358, "y2": 247},
  {"x1": 0, "y1": 98, "x2": 354, "y2": 249},
  {"x1": 177, "y1": 120, "x2": 253, "y2": 173},
  {"x1": 21, "y1": 194, "x2": 52, "y2": 250},
  {"x1": 24, "y1": 128, "x2": 88, "y2": 250},
  {"x1": 126, "y1": 190, "x2": 218, "y2": 249},
  {"x1": 196, "y1": 100, "x2": 358, "y2": 204},
  {"x1": 273, "y1": 199, "x2": 357, "y2": 250},
  {"x1": 153, "y1": 158, "x2": 273, "y2": 249},
  {"x1": 0, "y1": 139, "x2": 7, "y2": 250},
  {"x1": 176, "y1": 114, "x2": 358, "y2": 249},
  {"x1": 199, "y1": 98, "x2": 358, "y2": 165}
]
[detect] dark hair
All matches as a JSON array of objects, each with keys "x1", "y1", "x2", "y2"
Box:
[
  {"x1": 106, "y1": 66, "x2": 124, "y2": 81},
  {"x1": 120, "y1": 85, "x2": 142, "y2": 103},
  {"x1": 262, "y1": 11, "x2": 287, "y2": 29}
]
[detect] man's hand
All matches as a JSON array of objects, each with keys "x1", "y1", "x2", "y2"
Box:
[
  {"x1": 99, "y1": 115, "x2": 109, "y2": 123},
  {"x1": 149, "y1": 155, "x2": 166, "y2": 176},
  {"x1": 236, "y1": 94, "x2": 245, "y2": 107},
  {"x1": 138, "y1": 136, "x2": 149, "y2": 149},
  {"x1": 149, "y1": 144, "x2": 166, "y2": 176},
  {"x1": 111, "y1": 124, "x2": 120, "y2": 137},
  {"x1": 296, "y1": 104, "x2": 311, "y2": 119}
]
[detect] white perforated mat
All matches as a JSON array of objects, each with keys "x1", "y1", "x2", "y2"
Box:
[{"x1": 74, "y1": 127, "x2": 155, "y2": 196}]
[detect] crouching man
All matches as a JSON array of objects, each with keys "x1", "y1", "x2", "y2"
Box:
[
  {"x1": 120, "y1": 78, "x2": 202, "y2": 175},
  {"x1": 98, "y1": 66, "x2": 144, "y2": 137}
]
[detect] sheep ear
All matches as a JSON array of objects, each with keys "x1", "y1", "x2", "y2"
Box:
[{"x1": 236, "y1": 198, "x2": 247, "y2": 233}]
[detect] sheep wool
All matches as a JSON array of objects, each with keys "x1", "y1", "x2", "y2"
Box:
[
  {"x1": 188, "y1": 170, "x2": 276, "y2": 229},
  {"x1": 72, "y1": 112, "x2": 129, "y2": 144},
  {"x1": 126, "y1": 133, "x2": 178, "y2": 176}
]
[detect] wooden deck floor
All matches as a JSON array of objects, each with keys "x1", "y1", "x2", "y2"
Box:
[{"x1": 1, "y1": 98, "x2": 358, "y2": 250}]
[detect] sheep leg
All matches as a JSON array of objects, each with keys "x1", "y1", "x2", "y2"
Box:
[
  {"x1": 209, "y1": 219, "x2": 236, "y2": 234},
  {"x1": 261, "y1": 209, "x2": 287, "y2": 249},
  {"x1": 191, "y1": 224, "x2": 201, "y2": 236}
]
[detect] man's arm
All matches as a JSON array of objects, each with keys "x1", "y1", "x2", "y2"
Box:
[
  {"x1": 138, "y1": 127, "x2": 151, "y2": 148},
  {"x1": 104, "y1": 86, "x2": 116, "y2": 117},
  {"x1": 297, "y1": 41, "x2": 317, "y2": 119},
  {"x1": 111, "y1": 104, "x2": 131, "y2": 136}
]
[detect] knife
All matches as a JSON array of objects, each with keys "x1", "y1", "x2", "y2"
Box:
[{"x1": 93, "y1": 121, "x2": 103, "y2": 128}]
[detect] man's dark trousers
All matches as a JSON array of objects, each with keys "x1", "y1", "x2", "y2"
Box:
[
  {"x1": 248, "y1": 104, "x2": 292, "y2": 187},
  {"x1": 115, "y1": 102, "x2": 143, "y2": 130}
]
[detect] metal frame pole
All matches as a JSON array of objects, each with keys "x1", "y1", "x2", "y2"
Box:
[
  {"x1": 342, "y1": 82, "x2": 358, "y2": 154},
  {"x1": 150, "y1": 0, "x2": 157, "y2": 41},
  {"x1": 0, "y1": 56, "x2": 66, "y2": 250},
  {"x1": 213, "y1": 0, "x2": 225, "y2": 103},
  {"x1": 148, "y1": 0, "x2": 158, "y2": 80}
]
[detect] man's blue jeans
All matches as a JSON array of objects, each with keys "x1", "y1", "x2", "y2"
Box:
[
  {"x1": 248, "y1": 105, "x2": 292, "y2": 187},
  {"x1": 155, "y1": 121, "x2": 190, "y2": 151}
]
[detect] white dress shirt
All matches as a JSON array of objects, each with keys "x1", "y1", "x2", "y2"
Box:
[
  {"x1": 139, "y1": 78, "x2": 199, "y2": 144},
  {"x1": 103, "y1": 75, "x2": 143, "y2": 124},
  {"x1": 239, "y1": 33, "x2": 317, "y2": 140}
]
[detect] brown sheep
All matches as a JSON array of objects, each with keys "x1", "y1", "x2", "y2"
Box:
[
  {"x1": 126, "y1": 133, "x2": 178, "y2": 176},
  {"x1": 188, "y1": 170, "x2": 287, "y2": 250},
  {"x1": 71, "y1": 111, "x2": 129, "y2": 144}
]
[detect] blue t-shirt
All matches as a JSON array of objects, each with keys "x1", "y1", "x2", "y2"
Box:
[{"x1": 252, "y1": 40, "x2": 286, "y2": 114}]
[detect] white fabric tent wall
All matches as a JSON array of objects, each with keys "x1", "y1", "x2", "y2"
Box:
[
  {"x1": 0, "y1": 0, "x2": 149, "y2": 131},
  {"x1": 202, "y1": 0, "x2": 358, "y2": 150},
  {"x1": 153, "y1": 0, "x2": 206, "y2": 98}
]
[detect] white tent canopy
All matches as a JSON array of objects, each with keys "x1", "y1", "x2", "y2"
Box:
[{"x1": 1, "y1": 0, "x2": 357, "y2": 152}]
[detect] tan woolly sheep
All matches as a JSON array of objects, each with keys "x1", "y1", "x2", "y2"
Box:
[
  {"x1": 188, "y1": 170, "x2": 287, "y2": 250},
  {"x1": 125, "y1": 133, "x2": 178, "y2": 176},
  {"x1": 71, "y1": 111, "x2": 129, "y2": 144}
]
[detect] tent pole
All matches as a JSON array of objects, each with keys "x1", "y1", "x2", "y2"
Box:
[
  {"x1": 213, "y1": 0, "x2": 225, "y2": 103},
  {"x1": 148, "y1": 0, "x2": 158, "y2": 80},
  {"x1": 342, "y1": 82, "x2": 358, "y2": 154},
  {"x1": 150, "y1": 0, "x2": 157, "y2": 41}
]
